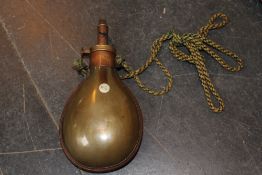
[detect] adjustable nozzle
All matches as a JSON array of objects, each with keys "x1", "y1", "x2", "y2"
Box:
[
  {"x1": 92, "y1": 19, "x2": 115, "y2": 53},
  {"x1": 97, "y1": 19, "x2": 108, "y2": 45}
]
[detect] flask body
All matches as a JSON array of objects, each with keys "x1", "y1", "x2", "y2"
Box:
[{"x1": 60, "y1": 67, "x2": 143, "y2": 172}]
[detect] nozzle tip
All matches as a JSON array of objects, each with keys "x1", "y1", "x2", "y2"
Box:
[{"x1": 99, "y1": 19, "x2": 107, "y2": 25}]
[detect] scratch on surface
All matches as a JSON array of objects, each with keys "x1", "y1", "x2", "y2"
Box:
[
  {"x1": 38, "y1": 160, "x2": 45, "y2": 175},
  {"x1": 21, "y1": 83, "x2": 36, "y2": 148},
  {"x1": 220, "y1": 114, "x2": 261, "y2": 133},
  {"x1": 234, "y1": 124, "x2": 262, "y2": 175},
  {"x1": 156, "y1": 96, "x2": 164, "y2": 133},
  {"x1": 0, "y1": 167, "x2": 3, "y2": 175},
  {"x1": 160, "y1": 7, "x2": 166, "y2": 18},
  {"x1": 174, "y1": 72, "x2": 197, "y2": 77},
  {"x1": 25, "y1": 0, "x2": 80, "y2": 56},
  {"x1": 48, "y1": 30, "x2": 54, "y2": 58},
  {"x1": 24, "y1": 115, "x2": 36, "y2": 150},
  {"x1": 144, "y1": 127, "x2": 175, "y2": 162},
  {"x1": 0, "y1": 148, "x2": 62, "y2": 155},
  {"x1": 48, "y1": 30, "x2": 59, "y2": 60},
  {"x1": 253, "y1": 20, "x2": 262, "y2": 25},
  {"x1": 17, "y1": 23, "x2": 26, "y2": 31},
  {"x1": 22, "y1": 83, "x2": 26, "y2": 113},
  {"x1": 226, "y1": 36, "x2": 261, "y2": 42},
  {"x1": 163, "y1": 8, "x2": 166, "y2": 14},
  {"x1": 211, "y1": 73, "x2": 261, "y2": 80},
  {"x1": 231, "y1": 119, "x2": 252, "y2": 132},
  {"x1": 0, "y1": 16, "x2": 59, "y2": 130}
]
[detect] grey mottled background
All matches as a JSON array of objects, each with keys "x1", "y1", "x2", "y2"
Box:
[{"x1": 0, "y1": 0, "x2": 262, "y2": 175}]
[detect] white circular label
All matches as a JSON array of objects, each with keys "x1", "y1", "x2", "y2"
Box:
[{"x1": 99, "y1": 83, "x2": 110, "y2": 93}]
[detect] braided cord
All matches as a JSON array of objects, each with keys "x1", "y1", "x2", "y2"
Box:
[{"x1": 74, "y1": 13, "x2": 244, "y2": 113}]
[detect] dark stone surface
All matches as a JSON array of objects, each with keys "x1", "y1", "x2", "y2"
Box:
[
  {"x1": 0, "y1": 25, "x2": 59, "y2": 152},
  {"x1": 0, "y1": 0, "x2": 261, "y2": 175},
  {"x1": 0, "y1": 150, "x2": 81, "y2": 175}
]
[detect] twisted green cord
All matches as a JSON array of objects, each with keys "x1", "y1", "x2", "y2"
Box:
[{"x1": 73, "y1": 13, "x2": 244, "y2": 113}]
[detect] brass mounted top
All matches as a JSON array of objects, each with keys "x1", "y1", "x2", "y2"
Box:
[{"x1": 90, "y1": 19, "x2": 116, "y2": 53}]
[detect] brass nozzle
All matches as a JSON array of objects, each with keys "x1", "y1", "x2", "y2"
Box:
[
  {"x1": 97, "y1": 19, "x2": 108, "y2": 45},
  {"x1": 90, "y1": 19, "x2": 115, "y2": 53}
]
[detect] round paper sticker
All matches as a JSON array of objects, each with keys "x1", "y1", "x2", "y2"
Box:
[{"x1": 99, "y1": 83, "x2": 110, "y2": 93}]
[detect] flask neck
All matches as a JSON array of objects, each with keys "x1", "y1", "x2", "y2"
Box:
[{"x1": 90, "y1": 49, "x2": 116, "y2": 68}]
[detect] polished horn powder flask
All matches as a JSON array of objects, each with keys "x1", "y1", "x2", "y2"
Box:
[{"x1": 60, "y1": 20, "x2": 143, "y2": 173}]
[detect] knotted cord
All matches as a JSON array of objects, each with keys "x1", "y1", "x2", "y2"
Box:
[{"x1": 73, "y1": 13, "x2": 244, "y2": 113}]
